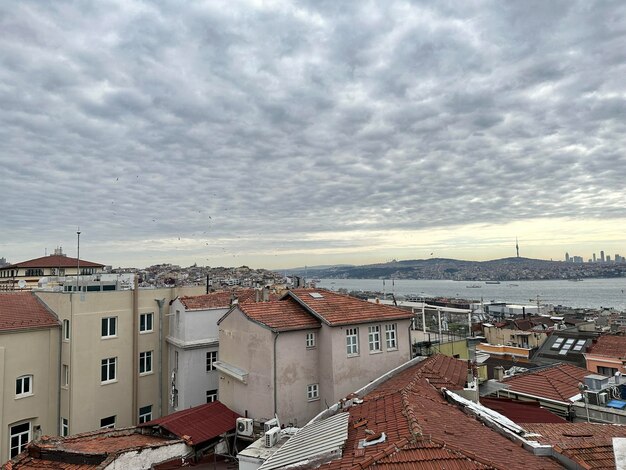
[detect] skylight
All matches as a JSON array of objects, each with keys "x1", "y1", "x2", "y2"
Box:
[
  {"x1": 309, "y1": 292, "x2": 324, "y2": 299},
  {"x1": 551, "y1": 337, "x2": 565, "y2": 350}
]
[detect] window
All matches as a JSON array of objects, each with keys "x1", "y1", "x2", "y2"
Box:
[
  {"x1": 9, "y1": 422, "x2": 30, "y2": 458},
  {"x1": 572, "y1": 339, "x2": 587, "y2": 352},
  {"x1": 139, "y1": 312, "x2": 153, "y2": 333},
  {"x1": 206, "y1": 389, "x2": 218, "y2": 403},
  {"x1": 306, "y1": 332, "x2": 316, "y2": 348},
  {"x1": 206, "y1": 351, "x2": 217, "y2": 372},
  {"x1": 15, "y1": 375, "x2": 33, "y2": 397},
  {"x1": 100, "y1": 416, "x2": 115, "y2": 429},
  {"x1": 368, "y1": 325, "x2": 381, "y2": 352},
  {"x1": 346, "y1": 328, "x2": 359, "y2": 356},
  {"x1": 175, "y1": 310, "x2": 180, "y2": 328},
  {"x1": 385, "y1": 324, "x2": 397, "y2": 350},
  {"x1": 62, "y1": 365, "x2": 69, "y2": 387},
  {"x1": 174, "y1": 351, "x2": 179, "y2": 370},
  {"x1": 101, "y1": 317, "x2": 117, "y2": 338},
  {"x1": 25, "y1": 268, "x2": 43, "y2": 277},
  {"x1": 61, "y1": 418, "x2": 69, "y2": 437},
  {"x1": 307, "y1": 383, "x2": 319, "y2": 401},
  {"x1": 138, "y1": 405, "x2": 152, "y2": 424},
  {"x1": 101, "y1": 357, "x2": 117, "y2": 383},
  {"x1": 63, "y1": 319, "x2": 70, "y2": 341},
  {"x1": 598, "y1": 366, "x2": 619, "y2": 377},
  {"x1": 139, "y1": 351, "x2": 153, "y2": 375},
  {"x1": 551, "y1": 337, "x2": 565, "y2": 349}
]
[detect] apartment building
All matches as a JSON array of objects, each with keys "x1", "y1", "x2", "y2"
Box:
[
  {"x1": 0, "y1": 293, "x2": 60, "y2": 463},
  {"x1": 216, "y1": 288, "x2": 414, "y2": 425},
  {"x1": 33, "y1": 284, "x2": 204, "y2": 438},
  {"x1": 0, "y1": 249, "x2": 104, "y2": 291},
  {"x1": 167, "y1": 291, "x2": 255, "y2": 413}
]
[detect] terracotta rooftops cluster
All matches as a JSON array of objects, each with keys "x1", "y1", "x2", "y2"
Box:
[
  {"x1": 3, "y1": 254, "x2": 104, "y2": 269},
  {"x1": 501, "y1": 363, "x2": 590, "y2": 403},
  {"x1": 0, "y1": 292, "x2": 59, "y2": 332},
  {"x1": 587, "y1": 334, "x2": 626, "y2": 359},
  {"x1": 237, "y1": 297, "x2": 322, "y2": 332},
  {"x1": 318, "y1": 354, "x2": 562, "y2": 470},
  {"x1": 177, "y1": 288, "x2": 279, "y2": 310}
]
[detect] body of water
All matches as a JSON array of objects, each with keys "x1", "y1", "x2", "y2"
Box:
[{"x1": 316, "y1": 278, "x2": 626, "y2": 311}]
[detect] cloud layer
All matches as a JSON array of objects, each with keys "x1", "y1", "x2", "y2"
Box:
[{"x1": 1, "y1": 0, "x2": 625, "y2": 267}]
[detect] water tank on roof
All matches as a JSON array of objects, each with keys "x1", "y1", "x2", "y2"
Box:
[{"x1": 585, "y1": 374, "x2": 610, "y2": 391}]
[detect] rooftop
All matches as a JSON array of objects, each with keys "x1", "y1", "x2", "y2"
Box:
[
  {"x1": 0, "y1": 292, "x2": 59, "y2": 332},
  {"x1": 502, "y1": 363, "x2": 590, "y2": 403},
  {"x1": 4, "y1": 254, "x2": 104, "y2": 269},
  {"x1": 178, "y1": 290, "x2": 254, "y2": 310},
  {"x1": 287, "y1": 289, "x2": 414, "y2": 326},
  {"x1": 480, "y1": 397, "x2": 566, "y2": 424},
  {"x1": 587, "y1": 334, "x2": 626, "y2": 359},
  {"x1": 236, "y1": 297, "x2": 321, "y2": 332}
]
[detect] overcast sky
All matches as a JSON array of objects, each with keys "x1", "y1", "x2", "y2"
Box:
[{"x1": 1, "y1": 1, "x2": 625, "y2": 269}]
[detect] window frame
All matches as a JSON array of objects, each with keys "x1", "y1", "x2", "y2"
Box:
[
  {"x1": 9, "y1": 421, "x2": 30, "y2": 458},
  {"x1": 61, "y1": 418, "x2": 69, "y2": 437},
  {"x1": 139, "y1": 312, "x2": 154, "y2": 333},
  {"x1": 15, "y1": 375, "x2": 33, "y2": 398},
  {"x1": 385, "y1": 323, "x2": 398, "y2": 350},
  {"x1": 63, "y1": 319, "x2": 70, "y2": 341},
  {"x1": 206, "y1": 351, "x2": 218, "y2": 372},
  {"x1": 138, "y1": 405, "x2": 152, "y2": 424},
  {"x1": 101, "y1": 357, "x2": 117, "y2": 384},
  {"x1": 101, "y1": 316, "x2": 117, "y2": 339},
  {"x1": 100, "y1": 416, "x2": 116, "y2": 430},
  {"x1": 368, "y1": 325, "x2": 381, "y2": 353},
  {"x1": 62, "y1": 364, "x2": 69, "y2": 388},
  {"x1": 346, "y1": 328, "x2": 359, "y2": 356},
  {"x1": 206, "y1": 389, "x2": 218, "y2": 403},
  {"x1": 306, "y1": 332, "x2": 316, "y2": 348},
  {"x1": 307, "y1": 383, "x2": 320, "y2": 401},
  {"x1": 139, "y1": 351, "x2": 153, "y2": 375}
]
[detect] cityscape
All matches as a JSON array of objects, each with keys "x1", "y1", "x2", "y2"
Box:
[{"x1": 2, "y1": 1, "x2": 626, "y2": 469}]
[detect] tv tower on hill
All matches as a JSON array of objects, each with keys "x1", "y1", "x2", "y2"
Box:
[{"x1": 516, "y1": 237, "x2": 520, "y2": 258}]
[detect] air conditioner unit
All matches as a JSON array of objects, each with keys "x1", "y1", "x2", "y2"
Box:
[
  {"x1": 236, "y1": 417, "x2": 254, "y2": 437},
  {"x1": 264, "y1": 417, "x2": 279, "y2": 433},
  {"x1": 599, "y1": 392, "x2": 609, "y2": 406},
  {"x1": 264, "y1": 427, "x2": 280, "y2": 448}
]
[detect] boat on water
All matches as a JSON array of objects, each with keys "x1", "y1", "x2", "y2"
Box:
[
  {"x1": 466, "y1": 284, "x2": 481, "y2": 288},
  {"x1": 508, "y1": 284, "x2": 519, "y2": 287},
  {"x1": 485, "y1": 281, "x2": 501, "y2": 284}
]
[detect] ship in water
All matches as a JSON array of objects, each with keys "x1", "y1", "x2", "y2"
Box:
[
  {"x1": 485, "y1": 280, "x2": 501, "y2": 284},
  {"x1": 466, "y1": 284, "x2": 482, "y2": 288}
]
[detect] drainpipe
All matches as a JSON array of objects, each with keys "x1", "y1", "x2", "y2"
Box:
[
  {"x1": 57, "y1": 321, "x2": 62, "y2": 435},
  {"x1": 132, "y1": 276, "x2": 139, "y2": 425},
  {"x1": 408, "y1": 321, "x2": 413, "y2": 358},
  {"x1": 273, "y1": 331, "x2": 280, "y2": 416},
  {"x1": 155, "y1": 298, "x2": 166, "y2": 419}
]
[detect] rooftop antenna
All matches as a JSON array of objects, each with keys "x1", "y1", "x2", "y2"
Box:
[{"x1": 516, "y1": 237, "x2": 520, "y2": 258}]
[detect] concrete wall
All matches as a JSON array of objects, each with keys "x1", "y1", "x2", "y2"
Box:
[
  {"x1": 218, "y1": 308, "x2": 274, "y2": 421},
  {"x1": 103, "y1": 442, "x2": 191, "y2": 470},
  {"x1": 483, "y1": 326, "x2": 547, "y2": 349},
  {"x1": 0, "y1": 327, "x2": 60, "y2": 463}
]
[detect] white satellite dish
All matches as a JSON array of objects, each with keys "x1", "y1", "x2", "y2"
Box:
[{"x1": 17, "y1": 280, "x2": 27, "y2": 289}]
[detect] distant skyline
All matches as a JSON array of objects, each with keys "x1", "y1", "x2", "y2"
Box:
[{"x1": 1, "y1": 1, "x2": 625, "y2": 270}]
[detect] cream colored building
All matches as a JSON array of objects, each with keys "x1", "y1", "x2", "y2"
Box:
[
  {"x1": 216, "y1": 289, "x2": 414, "y2": 426},
  {"x1": 34, "y1": 284, "x2": 204, "y2": 438},
  {"x1": 0, "y1": 292, "x2": 60, "y2": 463}
]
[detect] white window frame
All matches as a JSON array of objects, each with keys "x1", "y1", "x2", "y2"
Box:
[
  {"x1": 206, "y1": 389, "x2": 218, "y2": 403},
  {"x1": 61, "y1": 418, "x2": 69, "y2": 437},
  {"x1": 101, "y1": 357, "x2": 117, "y2": 384},
  {"x1": 9, "y1": 421, "x2": 30, "y2": 458},
  {"x1": 138, "y1": 405, "x2": 152, "y2": 424},
  {"x1": 62, "y1": 364, "x2": 69, "y2": 388},
  {"x1": 306, "y1": 332, "x2": 316, "y2": 348},
  {"x1": 63, "y1": 319, "x2": 70, "y2": 341},
  {"x1": 139, "y1": 312, "x2": 153, "y2": 333},
  {"x1": 368, "y1": 325, "x2": 381, "y2": 353},
  {"x1": 101, "y1": 316, "x2": 117, "y2": 339},
  {"x1": 206, "y1": 351, "x2": 217, "y2": 372},
  {"x1": 346, "y1": 328, "x2": 359, "y2": 356},
  {"x1": 307, "y1": 383, "x2": 319, "y2": 401},
  {"x1": 385, "y1": 323, "x2": 397, "y2": 350},
  {"x1": 100, "y1": 415, "x2": 115, "y2": 429},
  {"x1": 15, "y1": 375, "x2": 33, "y2": 398},
  {"x1": 139, "y1": 351, "x2": 153, "y2": 375}
]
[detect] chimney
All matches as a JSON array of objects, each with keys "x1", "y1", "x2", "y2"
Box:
[
  {"x1": 262, "y1": 287, "x2": 270, "y2": 302},
  {"x1": 494, "y1": 366, "x2": 505, "y2": 382},
  {"x1": 255, "y1": 289, "x2": 261, "y2": 303}
]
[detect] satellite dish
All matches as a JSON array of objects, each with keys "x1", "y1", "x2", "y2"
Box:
[{"x1": 18, "y1": 280, "x2": 27, "y2": 289}]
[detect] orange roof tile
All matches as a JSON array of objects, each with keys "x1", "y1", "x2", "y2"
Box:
[
  {"x1": 178, "y1": 289, "x2": 254, "y2": 310},
  {"x1": 288, "y1": 289, "x2": 414, "y2": 326},
  {"x1": 320, "y1": 355, "x2": 562, "y2": 470},
  {"x1": 523, "y1": 423, "x2": 626, "y2": 469},
  {"x1": 5, "y1": 255, "x2": 104, "y2": 269},
  {"x1": 238, "y1": 297, "x2": 321, "y2": 332},
  {"x1": 588, "y1": 334, "x2": 626, "y2": 359},
  {"x1": 502, "y1": 363, "x2": 589, "y2": 403},
  {"x1": 0, "y1": 292, "x2": 59, "y2": 332}
]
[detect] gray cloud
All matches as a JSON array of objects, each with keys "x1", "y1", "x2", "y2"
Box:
[{"x1": 1, "y1": 0, "x2": 625, "y2": 267}]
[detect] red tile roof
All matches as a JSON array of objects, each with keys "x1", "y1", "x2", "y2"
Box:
[
  {"x1": 0, "y1": 292, "x2": 59, "y2": 332},
  {"x1": 502, "y1": 363, "x2": 589, "y2": 403},
  {"x1": 237, "y1": 297, "x2": 321, "y2": 332},
  {"x1": 140, "y1": 401, "x2": 240, "y2": 446},
  {"x1": 5, "y1": 255, "x2": 104, "y2": 269},
  {"x1": 320, "y1": 355, "x2": 562, "y2": 470},
  {"x1": 587, "y1": 334, "x2": 626, "y2": 359},
  {"x1": 178, "y1": 289, "x2": 254, "y2": 310},
  {"x1": 480, "y1": 397, "x2": 566, "y2": 424},
  {"x1": 288, "y1": 289, "x2": 414, "y2": 326},
  {"x1": 5, "y1": 428, "x2": 181, "y2": 469},
  {"x1": 523, "y1": 422, "x2": 626, "y2": 469}
]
